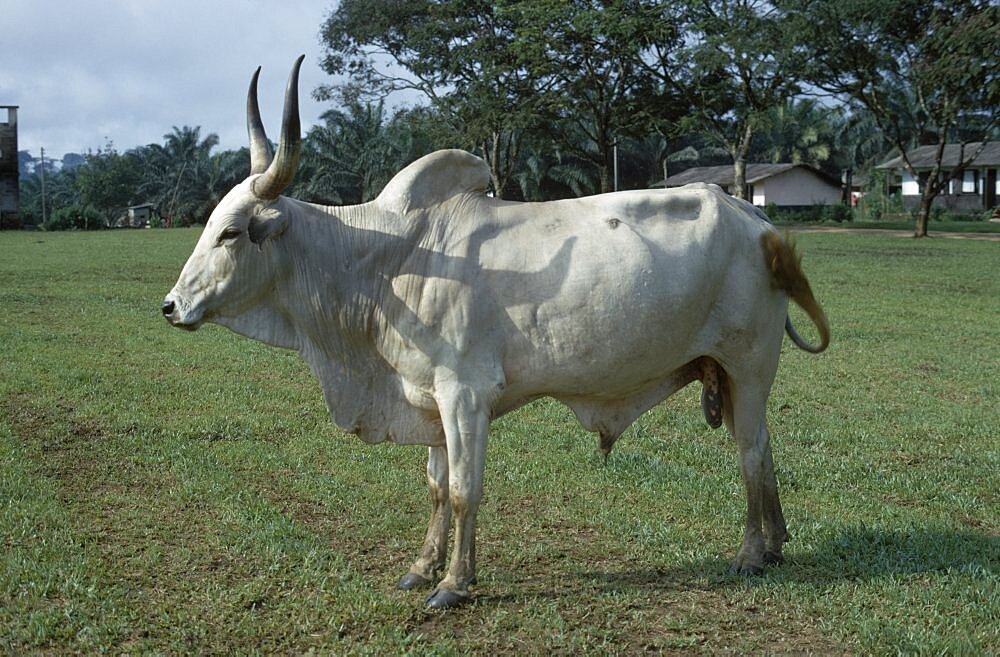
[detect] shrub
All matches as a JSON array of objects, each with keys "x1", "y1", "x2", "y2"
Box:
[
  {"x1": 45, "y1": 205, "x2": 106, "y2": 231},
  {"x1": 855, "y1": 196, "x2": 882, "y2": 222},
  {"x1": 824, "y1": 203, "x2": 853, "y2": 223},
  {"x1": 19, "y1": 208, "x2": 39, "y2": 228},
  {"x1": 931, "y1": 207, "x2": 982, "y2": 222},
  {"x1": 1, "y1": 211, "x2": 24, "y2": 230}
]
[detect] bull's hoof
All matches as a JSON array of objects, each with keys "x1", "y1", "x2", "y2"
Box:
[
  {"x1": 425, "y1": 588, "x2": 470, "y2": 609},
  {"x1": 762, "y1": 550, "x2": 784, "y2": 565},
  {"x1": 397, "y1": 572, "x2": 433, "y2": 591},
  {"x1": 729, "y1": 559, "x2": 764, "y2": 576}
]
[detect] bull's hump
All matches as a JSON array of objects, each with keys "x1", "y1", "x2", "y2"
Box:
[{"x1": 376, "y1": 149, "x2": 491, "y2": 215}]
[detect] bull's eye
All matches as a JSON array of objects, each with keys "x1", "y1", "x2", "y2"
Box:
[{"x1": 217, "y1": 227, "x2": 242, "y2": 244}]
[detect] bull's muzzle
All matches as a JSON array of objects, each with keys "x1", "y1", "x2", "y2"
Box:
[{"x1": 161, "y1": 295, "x2": 200, "y2": 330}]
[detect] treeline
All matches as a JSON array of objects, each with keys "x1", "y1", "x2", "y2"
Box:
[
  {"x1": 15, "y1": 0, "x2": 999, "y2": 233},
  {"x1": 14, "y1": 97, "x2": 882, "y2": 230}
]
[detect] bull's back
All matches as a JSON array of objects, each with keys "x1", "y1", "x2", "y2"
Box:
[{"x1": 480, "y1": 185, "x2": 766, "y2": 396}]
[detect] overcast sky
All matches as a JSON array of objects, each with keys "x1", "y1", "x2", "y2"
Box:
[{"x1": 1, "y1": 0, "x2": 359, "y2": 160}]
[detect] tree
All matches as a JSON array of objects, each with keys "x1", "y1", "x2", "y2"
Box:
[
  {"x1": 292, "y1": 101, "x2": 450, "y2": 204},
  {"x1": 17, "y1": 150, "x2": 34, "y2": 177},
  {"x1": 664, "y1": 0, "x2": 806, "y2": 199},
  {"x1": 785, "y1": 0, "x2": 1000, "y2": 236},
  {"x1": 319, "y1": 0, "x2": 544, "y2": 198},
  {"x1": 74, "y1": 142, "x2": 141, "y2": 223},
  {"x1": 514, "y1": 141, "x2": 598, "y2": 200},
  {"x1": 132, "y1": 126, "x2": 221, "y2": 225},
  {"x1": 319, "y1": 0, "x2": 688, "y2": 197},
  {"x1": 750, "y1": 98, "x2": 837, "y2": 169},
  {"x1": 295, "y1": 100, "x2": 400, "y2": 204},
  {"x1": 504, "y1": 0, "x2": 684, "y2": 193},
  {"x1": 829, "y1": 103, "x2": 891, "y2": 176},
  {"x1": 159, "y1": 126, "x2": 221, "y2": 225},
  {"x1": 61, "y1": 153, "x2": 87, "y2": 171},
  {"x1": 18, "y1": 166, "x2": 78, "y2": 226}
]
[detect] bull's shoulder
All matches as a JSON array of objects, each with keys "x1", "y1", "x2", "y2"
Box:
[{"x1": 376, "y1": 149, "x2": 490, "y2": 215}]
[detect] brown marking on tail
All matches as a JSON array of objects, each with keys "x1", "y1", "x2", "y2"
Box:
[{"x1": 760, "y1": 231, "x2": 830, "y2": 354}]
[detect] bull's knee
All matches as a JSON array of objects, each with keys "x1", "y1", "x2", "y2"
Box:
[{"x1": 700, "y1": 358, "x2": 724, "y2": 428}]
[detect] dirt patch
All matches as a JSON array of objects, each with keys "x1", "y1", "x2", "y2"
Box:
[
  {"x1": 2, "y1": 393, "x2": 268, "y2": 651},
  {"x1": 245, "y1": 463, "x2": 846, "y2": 654},
  {"x1": 788, "y1": 225, "x2": 1000, "y2": 241},
  {"x1": 3, "y1": 392, "x2": 848, "y2": 653}
]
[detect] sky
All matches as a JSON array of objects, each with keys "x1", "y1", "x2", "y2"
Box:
[{"x1": 1, "y1": 0, "x2": 359, "y2": 161}]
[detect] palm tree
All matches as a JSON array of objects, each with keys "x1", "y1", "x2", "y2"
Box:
[
  {"x1": 153, "y1": 126, "x2": 221, "y2": 225},
  {"x1": 830, "y1": 104, "x2": 891, "y2": 174},
  {"x1": 751, "y1": 98, "x2": 836, "y2": 168},
  {"x1": 514, "y1": 142, "x2": 597, "y2": 201},
  {"x1": 18, "y1": 167, "x2": 79, "y2": 224},
  {"x1": 295, "y1": 101, "x2": 410, "y2": 205}
]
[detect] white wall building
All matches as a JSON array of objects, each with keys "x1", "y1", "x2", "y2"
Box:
[
  {"x1": 878, "y1": 142, "x2": 1000, "y2": 211},
  {"x1": 657, "y1": 163, "x2": 843, "y2": 208}
]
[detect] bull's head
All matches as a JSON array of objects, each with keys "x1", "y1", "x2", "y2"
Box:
[{"x1": 161, "y1": 55, "x2": 304, "y2": 330}]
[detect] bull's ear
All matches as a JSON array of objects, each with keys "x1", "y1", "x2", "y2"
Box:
[{"x1": 248, "y1": 207, "x2": 288, "y2": 245}]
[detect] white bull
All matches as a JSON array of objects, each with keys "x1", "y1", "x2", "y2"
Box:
[{"x1": 163, "y1": 57, "x2": 829, "y2": 609}]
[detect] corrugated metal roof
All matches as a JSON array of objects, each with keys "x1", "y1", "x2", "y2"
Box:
[
  {"x1": 659, "y1": 163, "x2": 838, "y2": 187},
  {"x1": 877, "y1": 142, "x2": 1000, "y2": 169}
]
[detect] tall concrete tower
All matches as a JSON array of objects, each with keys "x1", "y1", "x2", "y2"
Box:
[{"x1": 0, "y1": 106, "x2": 20, "y2": 227}]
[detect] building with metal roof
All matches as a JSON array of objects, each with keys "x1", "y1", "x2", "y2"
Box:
[
  {"x1": 877, "y1": 142, "x2": 1000, "y2": 211},
  {"x1": 655, "y1": 163, "x2": 843, "y2": 208}
]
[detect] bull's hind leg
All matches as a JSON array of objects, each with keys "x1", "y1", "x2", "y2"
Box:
[
  {"x1": 759, "y1": 434, "x2": 788, "y2": 565},
  {"x1": 399, "y1": 445, "x2": 451, "y2": 590},
  {"x1": 723, "y1": 376, "x2": 787, "y2": 574}
]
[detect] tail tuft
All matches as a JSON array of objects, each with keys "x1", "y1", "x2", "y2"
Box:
[{"x1": 760, "y1": 231, "x2": 830, "y2": 354}]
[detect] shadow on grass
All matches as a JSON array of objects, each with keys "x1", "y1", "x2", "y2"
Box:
[
  {"x1": 490, "y1": 525, "x2": 999, "y2": 602},
  {"x1": 775, "y1": 525, "x2": 998, "y2": 582}
]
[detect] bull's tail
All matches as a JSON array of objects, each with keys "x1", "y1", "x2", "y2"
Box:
[{"x1": 760, "y1": 231, "x2": 830, "y2": 354}]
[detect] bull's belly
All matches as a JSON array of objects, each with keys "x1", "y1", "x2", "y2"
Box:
[
  {"x1": 501, "y1": 293, "x2": 717, "y2": 400},
  {"x1": 484, "y1": 200, "x2": 734, "y2": 398}
]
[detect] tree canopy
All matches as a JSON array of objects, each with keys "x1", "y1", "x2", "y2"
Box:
[
  {"x1": 13, "y1": 0, "x2": 997, "y2": 234},
  {"x1": 784, "y1": 0, "x2": 1000, "y2": 234}
]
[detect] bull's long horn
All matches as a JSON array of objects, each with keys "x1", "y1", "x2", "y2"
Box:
[
  {"x1": 247, "y1": 66, "x2": 273, "y2": 175},
  {"x1": 252, "y1": 54, "x2": 304, "y2": 200}
]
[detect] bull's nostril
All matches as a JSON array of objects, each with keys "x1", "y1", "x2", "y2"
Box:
[{"x1": 162, "y1": 300, "x2": 176, "y2": 316}]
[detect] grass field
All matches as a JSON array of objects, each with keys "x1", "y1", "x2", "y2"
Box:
[
  {"x1": 1, "y1": 227, "x2": 997, "y2": 655},
  {"x1": 846, "y1": 220, "x2": 1000, "y2": 234},
  {"x1": 773, "y1": 219, "x2": 1000, "y2": 234}
]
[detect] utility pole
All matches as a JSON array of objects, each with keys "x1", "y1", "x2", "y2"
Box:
[
  {"x1": 613, "y1": 142, "x2": 619, "y2": 192},
  {"x1": 39, "y1": 147, "x2": 47, "y2": 225}
]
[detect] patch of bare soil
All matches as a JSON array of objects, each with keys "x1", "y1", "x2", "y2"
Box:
[
  {"x1": 5, "y1": 393, "x2": 848, "y2": 654},
  {"x1": 249, "y1": 464, "x2": 847, "y2": 655},
  {"x1": 2, "y1": 393, "x2": 267, "y2": 651},
  {"x1": 789, "y1": 225, "x2": 1000, "y2": 241}
]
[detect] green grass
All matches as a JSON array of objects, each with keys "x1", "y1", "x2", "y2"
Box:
[
  {"x1": 850, "y1": 219, "x2": 1000, "y2": 233},
  {"x1": 774, "y1": 219, "x2": 1000, "y2": 234},
  {"x1": 2, "y1": 228, "x2": 997, "y2": 654}
]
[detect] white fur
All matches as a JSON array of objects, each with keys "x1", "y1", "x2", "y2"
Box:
[{"x1": 165, "y1": 149, "x2": 794, "y2": 601}]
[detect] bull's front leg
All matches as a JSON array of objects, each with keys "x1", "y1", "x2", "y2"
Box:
[
  {"x1": 398, "y1": 446, "x2": 451, "y2": 590},
  {"x1": 425, "y1": 385, "x2": 490, "y2": 609}
]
